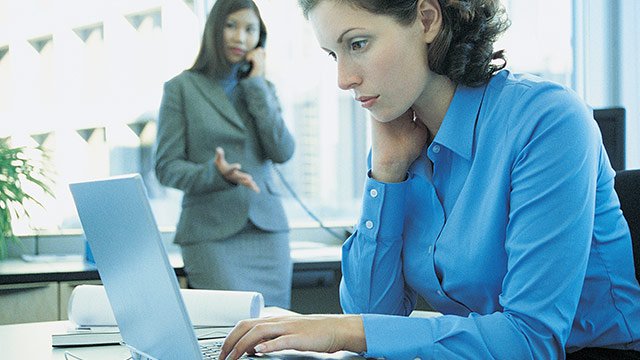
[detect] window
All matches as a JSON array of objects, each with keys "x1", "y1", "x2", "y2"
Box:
[
  {"x1": 252, "y1": 0, "x2": 368, "y2": 228},
  {"x1": 0, "y1": 0, "x2": 201, "y2": 234},
  {"x1": 497, "y1": 0, "x2": 573, "y2": 87},
  {"x1": 4, "y1": 0, "x2": 634, "y2": 240}
]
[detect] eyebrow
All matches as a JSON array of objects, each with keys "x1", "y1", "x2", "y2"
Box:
[{"x1": 337, "y1": 27, "x2": 364, "y2": 43}]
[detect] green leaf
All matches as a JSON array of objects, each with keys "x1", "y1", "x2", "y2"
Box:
[{"x1": 0, "y1": 140, "x2": 56, "y2": 258}]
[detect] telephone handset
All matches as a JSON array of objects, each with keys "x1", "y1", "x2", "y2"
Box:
[{"x1": 237, "y1": 35, "x2": 266, "y2": 79}]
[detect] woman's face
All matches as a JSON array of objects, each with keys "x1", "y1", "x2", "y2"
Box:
[
  {"x1": 223, "y1": 8, "x2": 261, "y2": 64},
  {"x1": 308, "y1": 1, "x2": 432, "y2": 122}
]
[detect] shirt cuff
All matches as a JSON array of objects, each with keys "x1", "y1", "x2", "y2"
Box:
[
  {"x1": 358, "y1": 171, "x2": 408, "y2": 240},
  {"x1": 362, "y1": 314, "x2": 434, "y2": 360}
]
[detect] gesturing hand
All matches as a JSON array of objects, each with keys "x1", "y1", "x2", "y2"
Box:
[
  {"x1": 218, "y1": 315, "x2": 366, "y2": 360},
  {"x1": 214, "y1": 147, "x2": 260, "y2": 193},
  {"x1": 370, "y1": 109, "x2": 429, "y2": 183}
]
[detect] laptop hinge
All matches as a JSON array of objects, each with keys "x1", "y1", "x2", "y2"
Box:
[{"x1": 122, "y1": 342, "x2": 160, "y2": 360}]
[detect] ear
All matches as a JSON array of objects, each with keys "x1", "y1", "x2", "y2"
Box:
[{"x1": 417, "y1": 0, "x2": 442, "y2": 44}]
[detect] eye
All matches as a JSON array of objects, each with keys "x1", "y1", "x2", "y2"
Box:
[
  {"x1": 350, "y1": 39, "x2": 367, "y2": 51},
  {"x1": 246, "y1": 25, "x2": 257, "y2": 34},
  {"x1": 327, "y1": 51, "x2": 337, "y2": 61},
  {"x1": 225, "y1": 21, "x2": 236, "y2": 29}
]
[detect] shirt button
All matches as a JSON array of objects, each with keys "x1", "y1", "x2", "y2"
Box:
[
  {"x1": 437, "y1": 290, "x2": 444, "y2": 297},
  {"x1": 432, "y1": 145, "x2": 441, "y2": 153},
  {"x1": 369, "y1": 189, "x2": 378, "y2": 198},
  {"x1": 365, "y1": 220, "x2": 374, "y2": 229},
  {"x1": 414, "y1": 358, "x2": 422, "y2": 360},
  {"x1": 427, "y1": 245, "x2": 433, "y2": 254}
]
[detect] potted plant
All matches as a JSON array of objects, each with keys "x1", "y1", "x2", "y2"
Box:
[{"x1": 0, "y1": 138, "x2": 55, "y2": 258}]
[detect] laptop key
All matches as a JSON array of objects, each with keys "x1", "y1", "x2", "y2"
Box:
[{"x1": 201, "y1": 342, "x2": 250, "y2": 359}]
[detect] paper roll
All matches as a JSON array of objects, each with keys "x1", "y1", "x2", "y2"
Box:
[{"x1": 68, "y1": 284, "x2": 264, "y2": 327}]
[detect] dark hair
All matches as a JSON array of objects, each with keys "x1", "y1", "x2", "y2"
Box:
[
  {"x1": 190, "y1": 0, "x2": 267, "y2": 78},
  {"x1": 298, "y1": 0, "x2": 510, "y2": 87}
]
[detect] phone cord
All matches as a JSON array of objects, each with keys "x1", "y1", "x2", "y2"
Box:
[{"x1": 272, "y1": 165, "x2": 346, "y2": 242}]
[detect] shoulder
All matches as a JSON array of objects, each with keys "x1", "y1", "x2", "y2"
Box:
[
  {"x1": 474, "y1": 71, "x2": 601, "y2": 167},
  {"x1": 488, "y1": 70, "x2": 585, "y2": 113},
  {"x1": 484, "y1": 70, "x2": 596, "y2": 139},
  {"x1": 165, "y1": 70, "x2": 210, "y2": 89}
]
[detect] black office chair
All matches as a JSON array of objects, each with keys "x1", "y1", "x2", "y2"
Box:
[
  {"x1": 594, "y1": 108, "x2": 626, "y2": 171},
  {"x1": 614, "y1": 169, "x2": 640, "y2": 282}
]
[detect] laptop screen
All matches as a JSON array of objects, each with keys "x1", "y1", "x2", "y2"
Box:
[{"x1": 70, "y1": 174, "x2": 202, "y2": 359}]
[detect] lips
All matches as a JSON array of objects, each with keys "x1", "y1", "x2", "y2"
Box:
[
  {"x1": 229, "y1": 47, "x2": 246, "y2": 57},
  {"x1": 356, "y1": 95, "x2": 379, "y2": 109}
]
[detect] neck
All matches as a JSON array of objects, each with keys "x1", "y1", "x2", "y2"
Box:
[
  {"x1": 225, "y1": 63, "x2": 242, "y2": 80},
  {"x1": 412, "y1": 73, "x2": 456, "y2": 137}
]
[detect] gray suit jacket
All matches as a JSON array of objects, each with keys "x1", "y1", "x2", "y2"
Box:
[{"x1": 155, "y1": 70, "x2": 295, "y2": 245}]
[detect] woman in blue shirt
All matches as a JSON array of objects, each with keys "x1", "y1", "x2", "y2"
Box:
[{"x1": 219, "y1": 0, "x2": 640, "y2": 359}]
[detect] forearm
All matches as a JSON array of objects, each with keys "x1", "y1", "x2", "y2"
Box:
[
  {"x1": 340, "y1": 173, "x2": 414, "y2": 315},
  {"x1": 361, "y1": 312, "x2": 556, "y2": 360}
]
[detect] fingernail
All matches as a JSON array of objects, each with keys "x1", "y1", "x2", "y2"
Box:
[
  {"x1": 254, "y1": 344, "x2": 265, "y2": 353},
  {"x1": 224, "y1": 349, "x2": 236, "y2": 360}
]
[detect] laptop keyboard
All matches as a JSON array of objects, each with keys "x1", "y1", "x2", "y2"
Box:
[
  {"x1": 201, "y1": 340, "x2": 250, "y2": 359},
  {"x1": 201, "y1": 342, "x2": 221, "y2": 359}
]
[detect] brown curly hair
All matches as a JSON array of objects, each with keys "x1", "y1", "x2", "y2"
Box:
[{"x1": 298, "y1": 0, "x2": 510, "y2": 87}]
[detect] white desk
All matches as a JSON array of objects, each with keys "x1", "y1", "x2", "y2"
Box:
[{"x1": 1, "y1": 320, "x2": 132, "y2": 359}]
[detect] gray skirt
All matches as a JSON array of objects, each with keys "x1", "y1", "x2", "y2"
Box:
[{"x1": 180, "y1": 222, "x2": 292, "y2": 309}]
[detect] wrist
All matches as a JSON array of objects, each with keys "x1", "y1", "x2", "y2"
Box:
[
  {"x1": 371, "y1": 157, "x2": 411, "y2": 183},
  {"x1": 339, "y1": 315, "x2": 367, "y2": 354},
  {"x1": 370, "y1": 167, "x2": 408, "y2": 183}
]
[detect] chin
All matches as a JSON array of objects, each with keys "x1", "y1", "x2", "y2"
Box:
[
  {"x1": 368, "y1": 108, "x2": 408, "y2": 123},
  {"x1": 225, "y1": 54, "x2": 242, "y2": 64}
]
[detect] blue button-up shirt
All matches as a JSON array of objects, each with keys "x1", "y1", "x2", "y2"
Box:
[{"x1": 341, "y1": 70, "x2": 640, "y2": 359}]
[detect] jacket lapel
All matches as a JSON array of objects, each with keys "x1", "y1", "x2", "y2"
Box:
[{"x1": 189, "y1": 72, "x2": 246, "y2": 131}]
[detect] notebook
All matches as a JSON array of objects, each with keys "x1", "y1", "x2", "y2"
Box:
[{"x1": 69, "y1": 174, "x2": 363, "y2": 360}]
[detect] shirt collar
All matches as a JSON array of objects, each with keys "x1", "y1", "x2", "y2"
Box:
[
  {"x1": 220, "y1": 64, "x2": 241, "y2": 96},
  {"x1": 433, "y1": 82, "x2": 488, "y2": 161}
]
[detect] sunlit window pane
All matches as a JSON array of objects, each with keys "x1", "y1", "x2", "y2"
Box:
[
  {"x1": 498, "y1": 0, "x2": 573, "y2": 86},
  {"x1": 0, "y1": 0, "x2": 576, "y2": 238}
]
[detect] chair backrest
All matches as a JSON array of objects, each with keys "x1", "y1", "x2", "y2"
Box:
[
  {"x1": 594, "y1": 108, "x2": 626, "y2": 171},
  {"x1": 614, "y1": 169, "x2": 640, "y2": 282}
]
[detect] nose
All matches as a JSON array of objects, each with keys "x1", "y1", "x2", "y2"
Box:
[
  {"x1": 231, "y1": 28, "x2": 247, "y2": 43},
  {"x1": 337, "y1": 59, "x2": 360, "y2": 90}
]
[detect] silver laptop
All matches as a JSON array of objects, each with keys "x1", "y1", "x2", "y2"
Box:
[{"x1": 69, "y1": 174, "x2": 363, "y2": 360}]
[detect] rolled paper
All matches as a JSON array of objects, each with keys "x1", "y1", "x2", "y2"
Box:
[{"x1": 68, "y1": 284, "x2": 264, "y2": 327}]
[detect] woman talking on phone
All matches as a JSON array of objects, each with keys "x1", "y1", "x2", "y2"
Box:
[
  {"x1": 218, "y1": 0, "x2": 640, "y2": 359},
  {"x1": 155, "y1": 0, "x2": 295, "y2": 309}
]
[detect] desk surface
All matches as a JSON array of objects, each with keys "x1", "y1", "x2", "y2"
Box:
[
  {"x1": 1, "y1": 307, "x2": 365, "y2": 360},
  {"x1": 1, "y1": 320, "x2": 132, "y2": 359}
]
